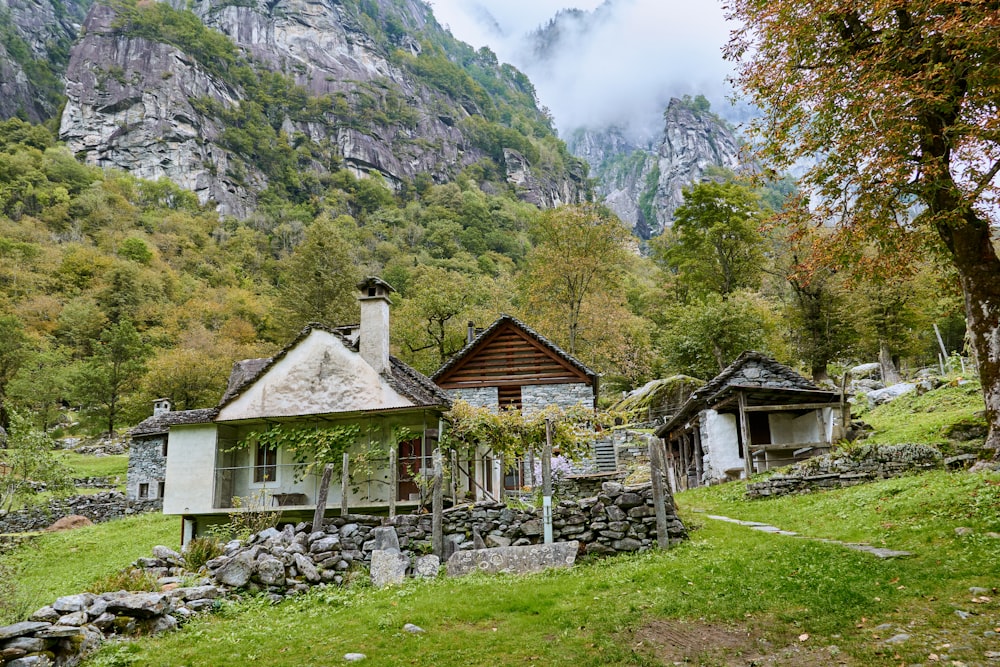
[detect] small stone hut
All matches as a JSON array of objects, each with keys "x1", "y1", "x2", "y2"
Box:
[{"x1": 654, "y1": 351, "x2": 847, "y2": 489}]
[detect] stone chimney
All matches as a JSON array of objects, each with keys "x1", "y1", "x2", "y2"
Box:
[
  {"x1": 152, "y1": 398, "x2": 172, "y2": 416},
  {"x1": 357, "y1": 277, "x2": 395, "y2": 375},
  {"x1": 467, "y1": 321, "x2": 476, "y2": 345}
]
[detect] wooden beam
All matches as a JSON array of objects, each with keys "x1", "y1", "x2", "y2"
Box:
[
  {"x1": 738, "y1": 391, "x2": 752, "y2": 479},
  {"x1": 741, "y1": 402, "x2": 840, "y2": 413}
]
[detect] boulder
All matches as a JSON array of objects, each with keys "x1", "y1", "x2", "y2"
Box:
[
  {"x1": 105, "y1": 593, "x2": 171, "y2": 618},
  {"x1": 293, "y1": 553, "x2": 320, "y2": 583},
  {"x1": 446, "y1": 542, "x2": 579, "y2": 577},
  {"x1": 413, "y1": 554, "x2": 440, "y2": 578},
  {"x1": 215, "y1": 551, "x2": 255, "y2": 587},
  {"x1": 369, "y1": 550, "x2": 409, "y2": 588},
  {"x1": 51, "y1": 593, "x2": 95, "y2": 613},
  {"x1": 152, "y1": 545, "x2": 182, "y2": 562},
  {"x1": 255, "y1": 557, "x2": 286, "y2": 586},
  {"x1": 370, "y1": 526, "x2": 400, "y2": 553},
  {"x1": 310, "y1": 536, "x2": 341, "y2": 553}
]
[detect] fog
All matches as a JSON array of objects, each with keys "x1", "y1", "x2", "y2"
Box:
[{"x1": 430, "y1": 0, "x2": 739, "y2": 138}]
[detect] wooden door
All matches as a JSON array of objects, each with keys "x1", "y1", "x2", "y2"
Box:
[{"x1": 397, "y1": 437, "x2": 423, "y2": 501}]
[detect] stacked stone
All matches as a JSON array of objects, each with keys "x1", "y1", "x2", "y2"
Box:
[
  {"x1": 69, "y1": 477, "x2": 118, "y2": 490},
  {"x1": 0, "y1": 493, "x2": 161, "y2": 534},
  {"x1": 0, "y1": 578, "x2": 222, "y2": 666},
  {"x1": 746, "y1": 443, "x2": 944, "y2": 499}
]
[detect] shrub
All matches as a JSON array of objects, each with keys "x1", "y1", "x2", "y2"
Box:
[
  {"x1": 87, "y1": 568, "x2": 160, "y2": 594},
  {"x1": 183, "y1": 536, "x2": 225, "y2": 570}
]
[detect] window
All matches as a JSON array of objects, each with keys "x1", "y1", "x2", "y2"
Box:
[
  {"x1": 157, "y1": 481, "x2": 165, "y2": 498},
  {"x1": 254, "y1": 443, "x2": 277, "y2": 483},
  {"x1": 138, "y1": 483, "x2": 149, "y2": 498},
  {"x1": 498, "y1": 385, "x2": 522, "y2": 410}
]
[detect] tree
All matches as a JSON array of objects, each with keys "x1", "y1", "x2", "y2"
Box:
[
  {"x1": 72, "y1": 319, "x2": 149, "y2": 436},
  {"x1": 655, "y1": 180, "x2": 766, "y2": 300},
  {"x1": 7, "y1": 347, "x2": 71, "y2": 431},
  {"x1": 0, "y1": 412, "x2": 74, "y2": 511},
  {"x1": 524, "y1": 204, "x2": 631, "y2": 355},
  {"x1": 276, "y1": 215, "x2": 360, "y2": 332},
  {"x1": 726, "y1": 2, "x2": 1000, "y2": 450},
  {"x1": 0, "y1": 315, "x2": 29, "y2": 431}
]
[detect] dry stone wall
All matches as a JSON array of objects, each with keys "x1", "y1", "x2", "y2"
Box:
[
  {"x1": 0, "y1": 493, "x2": 160, "y2": 535},
  {"x1": 745, "y1": 444, "x2": 944, "y2": 499}
]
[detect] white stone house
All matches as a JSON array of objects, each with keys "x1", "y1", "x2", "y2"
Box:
[
  {"x1": 654, "y1": 351, "x2": 848, "y2": 490},
  {"x1": 432, "y1": 315, "x2": 606, "y2": 495},
  {"x1": 148, "y1": 278, "x2": 451, "y2": 542}
]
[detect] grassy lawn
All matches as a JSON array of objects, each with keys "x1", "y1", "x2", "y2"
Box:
[
  {"x1": 0, "y1": 512, "x2": 179, "y2": 624},
  {"x1": 80, "y1": 468, "x2": 1000, "y2": 667},
  {"x1": 859, "y1": 381, "x2": 986, "y2": 449},
  {"x1": 60, "y1": 452, "x2": 129, "y2": 482}
]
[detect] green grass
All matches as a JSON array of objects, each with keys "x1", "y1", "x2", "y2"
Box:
[
  {"x1": 79, "y1": 468, "x2": 1000, "y2": 667},
  {"x1": 859, "y1": 381, "x2": 986, "y2": 449},
  {"x1": 60, "y1": 452, "x2": 129, "y2": 482},
  {"x1": 0, "y1": 512, "x2": 178, "y2": 623}
]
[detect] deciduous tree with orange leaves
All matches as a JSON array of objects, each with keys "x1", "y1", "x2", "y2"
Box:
[{"x1": 725, "y1": 1, "x2": 1000, "y2": 452}]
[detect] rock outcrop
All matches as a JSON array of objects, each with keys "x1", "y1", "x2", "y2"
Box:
[
  {"x1": 568, "y1": 97, "x2": 746, "y2": 238},
  {"x1": 54, "y1": 0, "x2": 586, "y2": 216},
  {"x1": 0, "y1": 0, "x2": 86, "y2": 122}
]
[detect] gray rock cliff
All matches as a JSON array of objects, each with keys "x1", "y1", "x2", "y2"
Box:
[
  {"x1": 55, "y1": 0, "x2": 585, "y2": 216},
  {"x1": 568, "y1": 97, "x2": 746, "y2": 239}
]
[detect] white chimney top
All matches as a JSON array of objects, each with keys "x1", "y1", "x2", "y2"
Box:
[
  {"x1": 153, "y1": 398, "x2": 172, "y2": 416},
  {"x1": 357, "y1": 277, "x2": 395, "y2": 375}
]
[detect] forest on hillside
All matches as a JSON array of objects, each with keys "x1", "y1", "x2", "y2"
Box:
[{"x1": 0, "y1": 117, "x2": 967, "y2": 437}]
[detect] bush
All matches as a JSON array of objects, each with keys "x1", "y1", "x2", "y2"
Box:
[
  {"x1": 87, "y1": 568, "x2": 160, "y2": 594},
  {"x1": 183, "y1": 536, "x2": 225, "y2": 570}
]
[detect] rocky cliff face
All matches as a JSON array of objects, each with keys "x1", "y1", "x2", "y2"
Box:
[
  {"x1": 0, "y1": 0, "x2": 87, "y2": 122},
  {"x1": 54, "y1": 0, "x2": 586, "y2": 216},
  {"x1": 568, "y1": 98, "x2": 745, "y2": 239}
]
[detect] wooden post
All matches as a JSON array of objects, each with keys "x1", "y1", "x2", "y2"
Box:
[
  {"x1": 542, "y1": 420, "x2": 553, "y2": 544},
  {"x1": 431, "y1": 448, "x2": 443, "y2": 558},
  {"x1": 839, "y1": 372, "x2": 850, "y2": 441},
  {"x1": 679, "y1": 432, "x2": 689, "y2": 490},
  {"x1": 649, "y1": 438, "x2": 669, "y2": 549},
  {"x1": 388, "y1": 446, "x2": 397, "y2": 520},
  {"x1": 933, "y1": 323, "x2": 949, "y2": 370},
  {"x1": 525, "y1": 447, "x2": 535, "y2": 490},
  {"x1": 340, "y1": 452, "x2": 350, "y2": 517},
  {"x1": 450, "y1": 448, "x2": 459, "y2": 506},
  {"x1": 693, "y1": 428, "x2": 703, "y2": 485},
  {"x1": 312, "y1": 463, "x2": 334, "y2": 531},
  {"x1": 738, "y1": 391, "x2": 753, "y2": 479}
]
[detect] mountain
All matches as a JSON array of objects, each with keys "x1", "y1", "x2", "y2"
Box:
[
  {"x1": 0, "y1": 0, "x2": 89, "y2": 122},
  {"x1": 568, "y1": 96, "x2": 744, "y2": 239},
  {"x1": 1, "y1": 0, "x2": 587, "y2": 216}
]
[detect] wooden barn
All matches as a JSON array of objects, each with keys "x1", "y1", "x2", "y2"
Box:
[{"x1": 432, "y1": 315, "x2": 598, "y2": 414}]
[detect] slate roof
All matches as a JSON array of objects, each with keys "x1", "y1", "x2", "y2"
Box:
[
  {"x1": 129, "y1": 408, "x2": 219, "y2": 437},
  {"x1": 654, "y1": 351, "x2": 839, "y2": 438},
  {"x1": 431, "y1": 314, "x2": 597, "y2": 382},
  {"x1": 216, "y1": 322, "x2": 450, "y2": 412}
]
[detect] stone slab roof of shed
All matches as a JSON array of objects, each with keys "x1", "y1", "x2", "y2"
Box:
[
  {"x1": 431, "y1": 314, "x2": 597, "y2": 382},
  {"x1": 654, "y1": 351, "x2": 837, "y2": 437},
  {"x1": 129, "y1": 408, "x2": 219, "y2": 437},
  {"x1": 217, "y1": 322, "x2": 450, "y2": 412}
]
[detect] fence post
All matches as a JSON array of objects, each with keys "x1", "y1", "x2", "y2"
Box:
[
  {"x1": 450, "y1": 448, "x2": 459, "y2": 506},
  {"x1": 432, "y1": 448, "x2": 444, "y2": 558},
  {"x1": 312, "y1": 463, "x2": 334, "y2": 531},
  {"x1": 649, "y1": 438, "x2": 669, "y2": 549},
  {"x1": 340, "y1": 452, "x2": 350, "y2": 517},
  {"x1": 388, "y1": 447, "x2": 397, "y2": 520},
  {"x1": 542, "y1": 420, "x2": 553, "y2": 545}
]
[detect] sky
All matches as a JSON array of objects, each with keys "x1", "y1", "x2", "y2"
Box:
[{"x1": 429, "y1": 0, "x2": 738, "y2": 138}]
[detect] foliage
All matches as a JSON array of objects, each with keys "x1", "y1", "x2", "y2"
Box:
[
  {"x1": 183, "y1": 536, "x2": 226, "y2": 570},
  {"x1": 215, "y1": 488, "x2": 281, "y2": 542},
  {"x1": 70, "y1": 319, "x2": 150, "y2": 435},
  {"x1": 0, "y1": 313, "x2": 28, "y2": 428},
  {"x1": 86, "y1": 567, "x2": 160, "y2": 594},
  {"x1": 654, "y1": 179, "x2": 766, "y2": 300},
  {"x1": 523, "y1": 204, "x2": 632, "y2": 355},
  {"x1": 239, "y1": 422, "x2": 362, "y2": 479},
  {"x1": 861, "y1": 380, "x2": 987, "y2": 450},
  {"x1": 658, "y1": 291, "x2": 784, "y2": 380},
  {"x1": 725, "y1": 0, "x2": 1000, "y2": 448},
  {"x1": 444, "y1": 399, "x2": 596, "y2": 463},
  {"x1": 0, "y1": 412, "x2": 74, "y2": 511}
]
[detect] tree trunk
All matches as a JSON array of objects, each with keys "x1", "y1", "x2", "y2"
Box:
[
  {"x1": 878, "y1": 340, "x2": 902, "y2": 386},
  {"x1": 937, "y1": 214, "x2": 1000, "y2": 453},
  {"x1": 312, "y1": 463, "x2": 335, "y2": 531},
  {"x1": 811, "y1": 363, "x2": 830, "y2": 385}
]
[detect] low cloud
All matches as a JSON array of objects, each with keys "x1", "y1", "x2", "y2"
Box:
[{"x1": 430, "y1": 0, "x2": 738, "y2": 138}]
